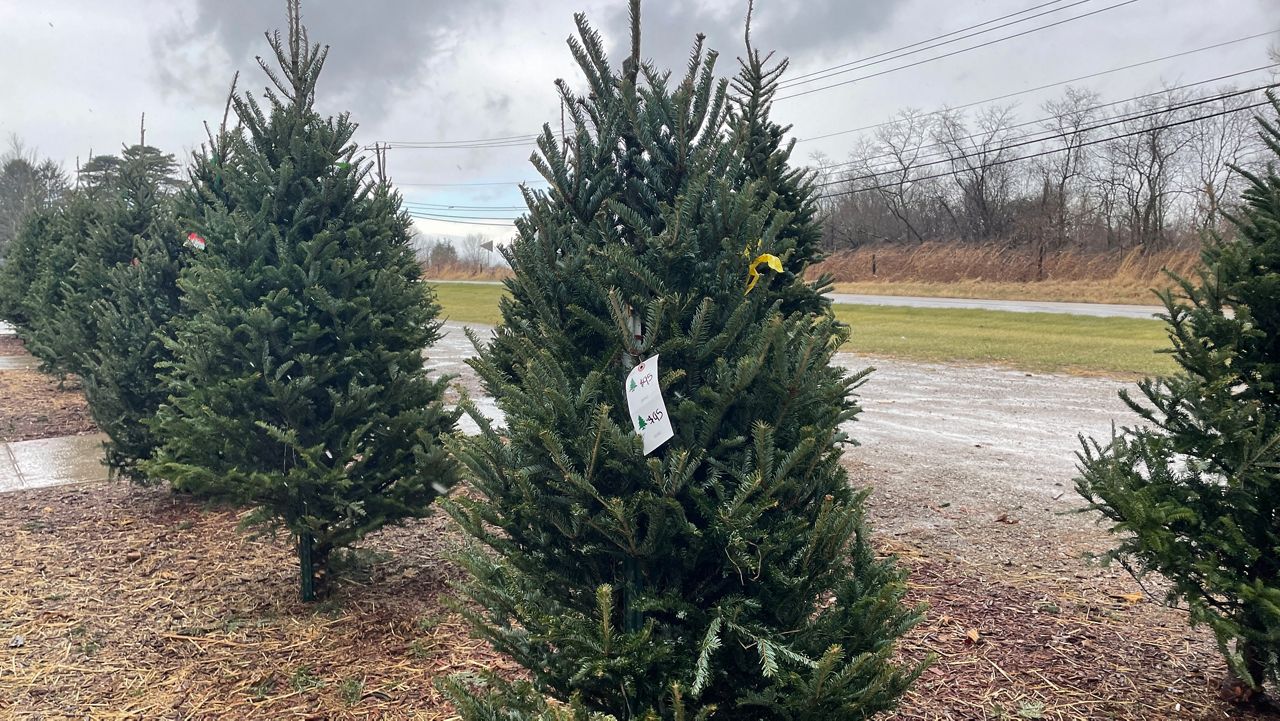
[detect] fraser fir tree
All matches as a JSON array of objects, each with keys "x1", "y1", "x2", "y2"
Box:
[
  {"x1": 146, "y1": 3, "x2": 458, "y2": 601},
  {"x1": 445, "y1": 4, "x2": 921, "y2": 718},
  {"x1": 0, "y1": 209, "x2": 56, "y2": 328},
  {"x1": 75, "y1": 146, "x2": 186, "y2": 481},
  {"x1": 0, "y1": 144, "x2": 187, "y2": 477},
  {"x1": 1077, "y1": 94, "x2": 1280, "y2": 701},
  {"x1": 2, "y1": 190, "x2": 97, "y2": 374},
  {"x1": 54, "y1": 145, "x2": 181, "y2": 378}
]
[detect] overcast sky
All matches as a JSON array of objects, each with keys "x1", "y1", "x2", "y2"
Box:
[{"x1": 0, "y1": 0, "x2": 1276, "y2": 241}]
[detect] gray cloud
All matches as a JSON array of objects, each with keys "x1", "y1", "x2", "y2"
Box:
[
  {"x1": 152, "y1": 1, "x2": 500, "y2": 117},
  {"x1": 599, "y1": 0, "x2": 901, "y2": 82}
]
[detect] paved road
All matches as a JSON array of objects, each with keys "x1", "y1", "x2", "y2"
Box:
[
  {"x1": 425, "y1": 280, "x2": 1162, "y2": 319},
  {"x1": 826, "y1": 293, "x2": 1161, "y2": 319}
]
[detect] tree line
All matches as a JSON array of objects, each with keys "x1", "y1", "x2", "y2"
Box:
[{"x1": 816, "y1": 77, "x2": 1275, "y2": 253}]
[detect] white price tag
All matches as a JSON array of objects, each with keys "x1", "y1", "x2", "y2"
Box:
[{"x1": 624, "y1": 354, "x2": 673, "y2": 455}]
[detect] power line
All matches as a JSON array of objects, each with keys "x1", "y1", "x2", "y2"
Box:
[
  {"x1": 389, "y1": 131, "x2": 540, "y2": 147},
  {"x1": 373, "y1": 0, "x2": 1097, "y2": 149},
  {"x1": 818, "y1": 98, "x2": 1272, "y2": 200},
  {"x1": 816, "y1": 83, "x2": 1273, "y2": 189},
  {"x1": 383, "y1": 136, "x2": 539, "y2": 150},
  {"x1": 406, "y1": 209, "x2": 521, "y2": 221},
  {"x1": 406, "y1": 212, "x2": 518, "y2": 227},
  {"x1": 818, "y1": 65, "x2": 1278, "y2": 173},
  {"x1": 796, "y1": 30, "x2": 1280, "y2": 143},
  {"x1": 402, "y1": 201, "x2": 527, "y2": 211},
  {"x1": 776, "y1": 0, "x2": 1142, "y2": 101},
  {"x1": 394, "y1": 179, "x2": 548, "y2": 187},
  {"x1": 782, "y1": 0, "x2": 1095, "y2": 89}
]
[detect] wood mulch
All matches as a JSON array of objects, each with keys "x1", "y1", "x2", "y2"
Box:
[
  {"x1": 0, "y1": 370, "x2": 97, "y2": 442},
  {"x1": 0, "y1": 480, "x2": 1275, "y2": 720},
  {"x1": 0, "y1": 483, "x2": 516, "y2": 720},
  {"x1": 0, "y1": 335, "x2": 28, "y2": 356}
]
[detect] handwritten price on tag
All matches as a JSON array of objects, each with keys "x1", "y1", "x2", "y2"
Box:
[{"x1": 625, "y1": 354, "x2": 673, "y2": 454}]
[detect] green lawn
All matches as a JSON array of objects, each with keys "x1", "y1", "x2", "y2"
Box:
[
  {"x1": 431, "y1": 281, "x2": 507, "y2": 326},
  {"x1": 430, "y1": 281, "x2": 1174, "y2": 377}
]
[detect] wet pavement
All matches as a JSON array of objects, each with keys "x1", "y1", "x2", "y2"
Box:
[
  {"x1": 0, "y1": 355, "x2": 38, "y2": 370},
  {"x1": 0, "y1": 433, "x2": 109, "y2": 493}
]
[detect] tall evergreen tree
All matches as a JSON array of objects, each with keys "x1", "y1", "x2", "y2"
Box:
[
  {"x1": 75, "y1": 146, "x2": 187, "y2": 481},
  {"x1": 53, "y1": 144, "x2": 181, "y2": 378},
  {"x1": 146, "y1": 2, "x2": 458, "y2": 601},
  {"x1": 0, "y1": 141, "x2": 67, "y2": 263},
  {"x1": 445, "y1": 4, "x2": 920, "y2": 718},
  {"x1": 1077, "y1": 94, "x2": 1280, "y2": 701}
]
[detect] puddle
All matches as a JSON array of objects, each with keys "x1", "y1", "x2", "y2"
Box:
[{"x1": 0, "y1": 433, "x2": 108, "y2": 492}]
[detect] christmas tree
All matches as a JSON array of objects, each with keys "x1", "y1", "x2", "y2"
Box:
[
  {"x1": 0, "y1": 189, "x2": 97, "y2": 374},
  {"x1": 146, "y1": 2, "x2": 458, "y2": 601},
  {"x1": 74, "y1": 146, "x2": 186, "y2": 481},
  {"x1": 1077, "y1": 94, "x2": 1280, "y2": 700},
  {"x1": 53, "y1": 145, "x2": 181, "y2": 378},
  {"x1": 445, "y1": 3, "x2": 921, "y2": 717}
]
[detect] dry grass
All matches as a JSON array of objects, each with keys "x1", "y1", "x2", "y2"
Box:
[
  {"x1": 422, "y1": 263, "x2": 513, "y2": 281},
  {"x1": 813, "y1": 245, "x2": 1201, "y2": 305}
]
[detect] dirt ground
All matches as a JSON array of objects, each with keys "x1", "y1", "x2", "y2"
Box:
[{"x1": 0, "y1": 325, "x2": 1276, "y2": 719}]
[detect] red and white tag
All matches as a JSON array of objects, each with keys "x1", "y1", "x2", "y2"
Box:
[{"x1": 186, "y1": 232, "x2": 207, "y2": 250}]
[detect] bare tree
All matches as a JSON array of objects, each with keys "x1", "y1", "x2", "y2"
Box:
[
  {"x1": 1094, "y1": 90, "x2": 1194, "y2": 249},
  {"x1": 1033, "y1": 87, "x2": 1100, "y2": 248},
  {"x1": 1184, "y1": 86, "x2": 1264, "y2": 233},
  {"x1": 458, "y1": 233, "x2": 492, "y2": 269},
  {"x1": 862, "y1": 109, "x2": 934, "y2": 243},
  {"x1": 933, "y1": 104, "x2": 1018, "y2": 242},
  {"x1": 0, "y1": 137, "x2": 68, "y2": 262}
]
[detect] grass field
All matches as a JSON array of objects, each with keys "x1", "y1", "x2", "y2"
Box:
[{"x1": 430, "y1": 281, "x2": 1174, "y2": 377}]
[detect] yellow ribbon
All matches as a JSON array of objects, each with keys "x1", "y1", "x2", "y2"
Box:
[{"x1": 743, "y1": 241, "x2": 782, "y2": 294}]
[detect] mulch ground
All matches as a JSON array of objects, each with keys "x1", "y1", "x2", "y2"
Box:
[
  {"x1": 0, "y1": 336, "x2": 97, "y2": 442},
  {"x1": 0, "y1": 370, "x2": 97, "y2": 442},
  {"x1": 0, "y1": 483, "x2": 517, "y2": 720},
  {"x1": 0, "y1": 481, "x2": 1274, "y2": 721},
  {"x1": 0, "y1": 336, "x2": 28, "y2": 356}
]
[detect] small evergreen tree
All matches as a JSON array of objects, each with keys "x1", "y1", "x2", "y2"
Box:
[
  {"x1": 146, "y1": 2, "x2": 458, "y2": 601},
  {"x1": 0, "y1": 209, "x2": 56, "y2": 326},
  {"x1": 8, "y1": 190, "x2": 96, "y2": 373},
  {"x1": 1077, "y1": 94, "x2": 1280, "y2": 700},
  {"x1": 446, "y1": 4, "x2": 921, "y2": 718}
]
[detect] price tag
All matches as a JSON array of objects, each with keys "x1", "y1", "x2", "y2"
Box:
[{"x1": 624, "y1": 354, "x2": 673, "y2": 455}]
